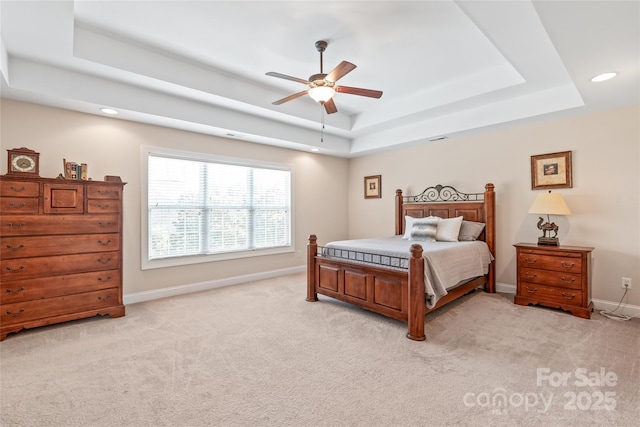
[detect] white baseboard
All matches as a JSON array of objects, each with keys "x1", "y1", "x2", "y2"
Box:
[
  {"x1": 494, "y1": 282, "x2": 640, "y2": 319},
  {"x1": 123, "y1": 265, "x2": 306, "y2": 305}
]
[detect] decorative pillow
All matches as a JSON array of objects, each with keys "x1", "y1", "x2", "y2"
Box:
[
  {"x1": 409, "y1": 217, "x2": 441, "y2": 242},
  {"x1": 458, "y1": 220, "x2": 485, "y2": 241},
  {"x1": 435, "y1": 216, "x2": 463, "y2": 242},
  {"x1": 402, "y1": 216, "x2": 417, "y2": 239}
]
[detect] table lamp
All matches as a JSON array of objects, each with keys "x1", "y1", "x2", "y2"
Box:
[{"x1": 528, "y1": 191, "x2": 572, "y2": 245}]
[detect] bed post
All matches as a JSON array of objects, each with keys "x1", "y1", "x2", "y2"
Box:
[
  {"x1": 395, "y1": 189, "x2": 404, "y2": 235},
  {"x1": 306, "y1": 235, "x2": 319, "y2": 302},
  {"x1": 484, "y1": 183, "x2": 496, "y2": 293},
  {"x1": 407, "y1": 244, "x2": 426, "y2": 341}
]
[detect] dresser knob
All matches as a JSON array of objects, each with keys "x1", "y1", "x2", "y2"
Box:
[
  {"x1": 97, "y1": 204, "x2": 111, "y2": 210},
  {"x1": 525, "y1": 286, "x2": 538, "y2": 293},
  {"x1": 6, "y1": 287, "x2": 25, "y2": 295},
  {"x1": 525, "y1": 272, "x2": 537, "y2": 279},
  {"x1": 97, "y1": 276, "x2": 112, "y2": 282},
  {"x1": 98, "y1": 221, "x2": 114, "y2": 227},
  {"x1": 524, "y1": 257, "x2": 537, "y2": 264},
  {"x1": 561, "y1": 261, "x2": 575, "y2": 268},
  {"x1": 6, "y1": 244, "x2": 25, "y2": 251},
  {"x1": 5, "y1": 266, "x2": 25, "y2": 273},
  {"x1": 561, "y1": 292, "x2": 576, "y2": 300},
  {"x1": 9, "y1": 202, "x2": 27, "y2": 209},
  {"x1": 9, "y1": 185, "x2": 26, "y2": 193},
  {"x1": 98, "y1": 294, "x2": 112, "y2": 302},
  {"x1": 97, "y1": 240, "x2": 112, "y2": 246},
  {"x1": 6, "y1": 308, "x2": 25, "y2": 317},
  {"x1": 97, "y1": 258, "x2": 113, "y2": 265},
  {"x1": 7, "y1": 222, "x2": 25, "y2": 230},
  {"x1": 561, "y1": 277, "x2": 576, "y2": 284}
]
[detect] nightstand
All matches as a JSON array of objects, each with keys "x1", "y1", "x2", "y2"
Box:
[{"x1": 514, "y1": 243, "x2": 594, "y2": 319}]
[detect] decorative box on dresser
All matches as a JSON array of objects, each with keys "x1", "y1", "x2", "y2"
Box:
[
  {"x1": 514, "y1": 243, "x2": 594, "y2": 319},
  {"x1": 0, "y1": 175, "x2": 125, "y2": 340}
]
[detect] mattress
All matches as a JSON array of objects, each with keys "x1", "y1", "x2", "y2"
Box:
[{"x1": 322, "y1": 236, "x2": 493, "y2": 308}]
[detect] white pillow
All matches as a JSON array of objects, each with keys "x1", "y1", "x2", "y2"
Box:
[
  {"x1": 402, "y1": 216, "x2": 416, "y2": 239},
  {"x1": 409, "y1": 217, "x2": 441, "y2": 242},
  {"x1": 435, "y1": 216, "x2": 463, "y2": 242}
]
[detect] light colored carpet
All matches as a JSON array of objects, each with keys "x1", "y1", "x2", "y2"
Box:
[{"x1": 1, "y1": 272, "x2": 638, "y2": 426}]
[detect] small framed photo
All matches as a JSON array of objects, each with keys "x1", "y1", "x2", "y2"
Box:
[
  {"x1": 364, "y1": 175, "x2": 381, "y2": 199},
  {"x1": 531, "y1": 151, "x2": 572, "y2": 190}
]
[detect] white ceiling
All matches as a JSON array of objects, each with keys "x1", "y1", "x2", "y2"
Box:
[{"x1": 1, "y1": 1, "x2": 638, "y2": 158}]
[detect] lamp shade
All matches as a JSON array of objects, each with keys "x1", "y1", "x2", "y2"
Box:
[
  {"x1": 308, "y1": 86, "x2": 335, "y2": 103},
  {"x1": 528, "y1": 191, "x2": 572, "y2": 215}
]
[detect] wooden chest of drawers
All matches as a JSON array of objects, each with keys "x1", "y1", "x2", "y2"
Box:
[
  {"x1": 514, "y1": 243, "x2": 593, "y2": 319},
  {"x1": 0, "y1": 175, "x2": 125, "y2": 340}
]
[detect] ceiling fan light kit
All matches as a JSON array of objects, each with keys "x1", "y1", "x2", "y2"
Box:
[{"x1": 266, "y1": 40, "x2": 382, "y2": 114}]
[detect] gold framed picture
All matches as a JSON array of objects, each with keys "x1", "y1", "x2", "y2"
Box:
[
  {"x1": 531, "y1": 151, "x2": 572, "y2": 190},
  {"x1": 364, "y1": 175, "x2": 381, "y2": 199}
]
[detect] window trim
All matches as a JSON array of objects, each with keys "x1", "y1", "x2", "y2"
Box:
[{"x1": 141, "y1": 145, "x2": 295, "y2": 270}]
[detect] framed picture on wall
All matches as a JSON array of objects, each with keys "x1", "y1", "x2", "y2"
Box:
[
  {"x1": 531, "y1": 151, "x2": 572, "y2": 189},
  {"x1": 364, "y1": 175, "x2": 381, "y2": 199}
]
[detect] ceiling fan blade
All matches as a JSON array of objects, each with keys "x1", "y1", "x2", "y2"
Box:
[
  {"x1": 265, "y1": 72, "x2": 310, "y2": 85},
  {"x1": 336, "y1": 85, "x2": 383, "y2": 98},
  {"x1": 323, "y1": 98, "x2": 338, "y2": 114},
  {"x1": 325, "y1": 61, "x2": 356, "y2": 83},
  {"x1": 272, "y1": 90, "x2": 308, "y2": 105}
]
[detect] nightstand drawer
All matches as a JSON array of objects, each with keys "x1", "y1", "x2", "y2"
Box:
[
  {"x1": 518, "y1": 252, "x2": 582, "y2": 274},
  {"x1": 519, "y1": 282, "x2": 584, "y2": 306},
  {"x1": 520, "y1": 268, "x2": 582, "y2": 290}
]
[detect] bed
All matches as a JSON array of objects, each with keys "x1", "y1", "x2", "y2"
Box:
[{"x1": 306, "y1": 183, "x2": 496, "y2": 341}]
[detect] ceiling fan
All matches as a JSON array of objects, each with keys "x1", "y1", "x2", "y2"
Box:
[{"x1": 266, "y1": 40, "x2": 383, "y2": 114}]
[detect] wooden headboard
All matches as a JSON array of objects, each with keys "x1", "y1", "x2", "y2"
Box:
[{"x1": 395, "y1": 183, "x2": 496, "y2": 288}]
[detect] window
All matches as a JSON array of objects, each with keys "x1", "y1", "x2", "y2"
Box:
[{"x1": 142, "y1": 147, "x2": 292, "y2": 269}]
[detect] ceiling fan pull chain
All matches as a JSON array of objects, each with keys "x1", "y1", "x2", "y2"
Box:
[{"x1": 320, "y1": 106, "x2": 325, "y2": 143}]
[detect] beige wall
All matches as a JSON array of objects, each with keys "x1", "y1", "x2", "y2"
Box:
[
  {"x1": 0, "y1": 100, "x2": 349, "y2": 295},
  {"x1": 2, "y1": 100, "x2": 638, "y2": 307},
  {"x1": 348, "y1": 105, "x2": 640, "y2": 306}
]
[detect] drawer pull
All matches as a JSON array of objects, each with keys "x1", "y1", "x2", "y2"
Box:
[
  {"x1": 561, "y1": 261, "x2": 575, "y2": 268},
  {"x1": 98, "y1": 294, "x2": 112, "y2": 302},
  {"x1": 525, "y1": 286, "x2": 538, "y2": 293},
  {"x1": 9, "y1": 185, "x2": 26, "y2": 193},
  {"x1": 6, "y1": 308, "x2": 25, "y2": 317},
  {"x1": 98, "y1": 276, "x2": 112, "y2": 282},
  {"x1": 6, "y1": 244, "x2": 25, "y2": 251},
  {"x1": 6, "y1": 287, "x2": 25, "y2": 295},
  {"x1": 97, "y1": 190, "x2": 112, "y2": 196},
  {"x1": 524, "y1": 257, "x2": 537, "y2": 264},
  {"x1": 5, "y1": 266, "x2": 25, "y2": 273},
  {"x1": 98, "y1": 221, "x2": 115, "y2": 227},
  {"x1": 97, "y1": 239, "x2": 112, "y2": 246},
  {"x1": 7, "y1": 222, "x2": 25, "y2": 230},
  {"x1": 97, "y1": 257, "x2": 113, "y2": 265},
  {"x1": 561, "y1": 277, "x2": 576, "y2": 284},
  {"x1": 561, "y1": 292, "x2": 576, "y2": 300},
  {"x1": 97, "y1": 204, "x2": 111, "y2": 210},
  {"x1": 524, "y1": 272, "x2": 537, "y2": 279},
  {"x1": 9, "y1": 202, "x2": 27, "y2": 209}
]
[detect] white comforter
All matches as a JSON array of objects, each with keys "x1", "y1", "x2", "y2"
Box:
[{"x1": 324, "y1": 236, "x2": 493, "y2": 308}]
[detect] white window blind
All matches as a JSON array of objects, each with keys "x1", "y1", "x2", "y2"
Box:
[{"x1": 147, "y1": 153, "x2": 291, "y2": 262}]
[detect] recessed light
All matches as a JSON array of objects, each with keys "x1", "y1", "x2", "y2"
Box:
[
  {"x1": 310, "y1": 148, "x2": 320, "y2": 152},
  {"x1": 100, "y1": 108, "x2": 118, "y2": 115},
  {"x1": 590, "y1": 72, "x2": 617, "y2": 83}
]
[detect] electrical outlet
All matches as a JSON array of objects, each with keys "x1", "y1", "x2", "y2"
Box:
[{"x1": 622, "y1": 277, "x2": 632, "y2": 289}]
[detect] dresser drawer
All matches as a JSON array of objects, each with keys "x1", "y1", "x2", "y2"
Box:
[
  {"x1": 517, "y1": 252, "x2": 582, "y2": 274},
  {"x1": 87, "y1": 199, "x2": 121, "y2": 213},
  {"x1": 519, "y1": 267, "x2": 582, "y2": 290},
  {"x1": 1, "y1": 234, "x2": 120, "y2": 259},
  {"x1": 1, "y1": 288, "x2": 120, "y2": 326},
  {"x1": 0, "y1": 197, "x2": 39, "y2": 213},
  {"x1": 1, "y1": 251, "x2": 120, "y2": 281},
  {"x1": 87, "y1": 185, "x2": 122, "y2": 200},
  {"x1": 0, "y1": 181, "x2": 39, "y2": 197},
  {"x1": 1, "y1": 270, "x2": 120, "y2": 304},
  {"x1": 518, "y1": 282, "x2": 584, "y2": 306},
  {"x1": 0, "y1": 214, "x2": 119, "y2": 236}
]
